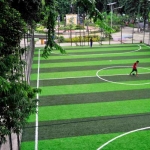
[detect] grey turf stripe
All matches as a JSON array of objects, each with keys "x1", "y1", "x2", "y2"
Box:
[
  {"x1": 33, "y1": 55, "x2": 150, "y2": 64},
  {"x1": 33, "y1": 47, "x2": 145, "y2": 57},
  {"x1": 38, "y1": 89, "x2": 150, "y2": 106},
  {"x1": 31, "y1": 63, "x2": 150, "y2": 74},
  {"x1": 22, "y1": 113, "x2": 150, "y2": 141},
  {"x1": 30, "y1": 73, "x2": 150, "y2": 87}
]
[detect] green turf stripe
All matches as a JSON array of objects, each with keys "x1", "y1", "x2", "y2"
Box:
[
  {"x1": 30, "y1": 70, "x2": 96, "y2": 80},
  {"x1": 33, "y1": 55, "x2": 150, "y2": 64},
  {"x1": 38, "y1": 80, "x2": 150, "y2": 96},
  {"x1": 33, "y1": 51, "x2": 150, "y2": 61},
  {"x1": 64, "y1": 47, "x2": 137, "y2": 53},
  {"x1": 30, "y1": 74, "x2": 150, "y2": 87},
  {"x1": 98, "y1": 67, "x2": 150, "y2": 75},
  {"x1": 33, "y1": 44, "x2": 147, "y2": 56},
  {"x1": 35, "y1": 47, "x2": 148, "y2": 55},
  {"x1": 34, "y1": 44, "x2": 143, "y2": 49},
  {"x1": 33, "y1": 44, "x2": 144, "y2": 54},
  {"x1": 100, "y1": 129, "x2": 150, "y2": 150},
  {"x1": 30, "y1": 67, "x2": 150, "y2": 80},
  {"x1": 34, "y1": 45, "x2": 135, "y2": 53},
  {"x1": 33, "y1": 48, "x2": 143, "y2": 57},
  {"x1": 31, "y1": 58, "x2": 150, "y2": 69},
  {"x1": 31, "y1": 63, "x2": 150, "y2": 74},
  {"x1": 21, "y1": 130, "x2": 150, "y2": 150},
  {"x1": 28, "y1": 99, "x2": 150, "y2": 122},
  {"x1": 21, "y1": 131, "x2": 120, "y2": 148}
]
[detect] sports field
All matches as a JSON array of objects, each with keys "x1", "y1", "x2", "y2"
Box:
[{"x1": 21, "y1": 44, "x2": 150, "y2": 150}]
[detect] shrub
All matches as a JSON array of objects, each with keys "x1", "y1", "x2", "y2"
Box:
[
  {"x1": 75, "y1": 25, "x2": 84, "y2": 29},
  {"x1": 64, "y1": 35, "x2": 100, "y2": 42}
]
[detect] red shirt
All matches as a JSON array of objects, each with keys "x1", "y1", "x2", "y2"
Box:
[{"x1": 133, "y1": 63, "x2": 137, "y2": 69}]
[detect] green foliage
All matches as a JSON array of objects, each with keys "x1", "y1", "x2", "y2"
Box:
[
  {"x1": 120, "y1": 0, "x2": 150, "y2": 21},
  {"x1": 0, "y1": 7, "x2": 26, "y2": 49},
  {"x1": 10, "y1": 0, "x2": 42, "y2": 27},
  {"x1": 42, "y1": 0, "x2": 66, "y2": 58},
  {"x1": 76, "y1": 0, "x2": 103, "y2": 22},
  {"x1": 64, "y1": 24, "x2": 77, "y2": 30},
  {"x1": 36, "y1": 25, "x2": 45, "y2": 33},
  {"x1": 95, "y1": 18, "x2": 113, "y2": 33},
  {"x1": 112, "y1": 25, "x2": 120, "y2": 32},
  {"x1": 0, "y1": 1, "x2": 40, "y2": 144},
  {"x1": 75, "y1": 25, "x2": 85, "y2": 29}
]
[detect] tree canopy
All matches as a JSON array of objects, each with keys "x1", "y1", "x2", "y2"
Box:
[{"x1": 0, "y1": 0, "x2": 41, "y2": 146}]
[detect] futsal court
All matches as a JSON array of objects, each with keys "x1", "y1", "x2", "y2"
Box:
[{"x1": 21, "y1": 44, "x2": 150, "y2": 150}]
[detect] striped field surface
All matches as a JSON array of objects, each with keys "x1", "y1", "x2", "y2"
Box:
[{"x1": 21, "y1": 44, "x2": 150, "y2": 150}]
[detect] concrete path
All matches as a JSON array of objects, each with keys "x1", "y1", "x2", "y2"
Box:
[{"x1": 20, "y1": 27, "x2": 149, "y2": 48}]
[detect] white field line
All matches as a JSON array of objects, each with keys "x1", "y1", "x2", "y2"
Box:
[
  {"x1": 39, "y1": 72, "x2": 150, "y2": 81},
  {"x1": 143, "y1": 44, "x2": 150, "y2": 48},
  {"x1": 35, "y1": 49, "x2": 40, "y2": 150},
  {"x1": 97, "y1": 126, "x2": 150, "y2": 150},
  {"x1": 96, "y1": 66, "x2": 150, "y2": 85}
]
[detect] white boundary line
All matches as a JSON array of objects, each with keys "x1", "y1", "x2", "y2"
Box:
[
  {"x1": 35, "y1": 49, "x2": 40, "y2": 150},
  {"x1": 96, "y1": 66, "x2": 150, "y2": 85},
  {"x1": 97, "y1": 126, "x2": 150, "y2": 150},
  {"x1": 143, "y1": 44, "x2": 150, "y2": 48}
]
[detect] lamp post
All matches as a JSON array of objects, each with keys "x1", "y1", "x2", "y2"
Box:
[
  {"x1": 78, "y1": 7, "x2": 80, "y2": 24},
  {"x1": 57, "y1": 15, "x2": 60, "y2": 44},
  {"x1": 107, "y1": 2, "x2": 116, "y2": 28}
]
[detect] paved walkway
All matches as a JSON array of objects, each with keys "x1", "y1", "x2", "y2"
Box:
[{"x1": 20, "y1": 27, "x2": 149, "y2": 48}]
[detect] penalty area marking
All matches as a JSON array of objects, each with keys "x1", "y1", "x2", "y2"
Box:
[
  {"x1": 96, "y1": 66, "x2": 150, "y2": 85},
  {"x1": 97, "y1": 126, "x2": 150, "y2": 150},
  {"x1": 50, "y1": 45, "x2": 141, "y2": 56}
]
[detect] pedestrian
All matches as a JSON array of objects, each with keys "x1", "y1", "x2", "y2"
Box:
[
  {"x1": 130, "y1": 60, "x2": 139, "y2": 76},
  {"x1": 90, "y1": 37, "x2": 93, "y2": 47}
]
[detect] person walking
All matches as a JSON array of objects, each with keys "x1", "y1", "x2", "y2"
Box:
[
  {"x1": 90, "y1": 37, "x2": 93, "y2": 47},
  {"x1": 130, "y1": 60, "x2": 139, "y2": 76}
]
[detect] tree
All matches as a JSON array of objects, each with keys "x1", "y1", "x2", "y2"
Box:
[
  {"x1": 42, "y1": 0, "x2": 66, "y2": 58},
  {"x1": 10, "y1": 0, "x2": 42, "y2": 27},
  {"x1": 0, "y1": 1, "x2": 41, "y2": 149}
]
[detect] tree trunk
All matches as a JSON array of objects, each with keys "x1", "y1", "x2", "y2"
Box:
[
  {"x1": 17, "y1": 133, "x2": 20, "y2": 150},
  {"x1": 9, "y1": 133, "x2": 13, "y2": 150}
]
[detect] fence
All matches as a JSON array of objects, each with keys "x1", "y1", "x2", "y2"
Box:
[
  {"x1": 35, "y1": 26, "x2": 150, "y2": 47},
  {"x1": 0, "y1": 31, "x2": 35, "y2": 150}
]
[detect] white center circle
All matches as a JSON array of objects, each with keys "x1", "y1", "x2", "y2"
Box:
[{"x1": 96, "y1": 66, "x2": 150, "y2": 85}]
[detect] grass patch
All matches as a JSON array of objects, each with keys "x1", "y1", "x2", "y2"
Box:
[{"x1": 28, "y1": 99, "x2": 150, "y2": 122}]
